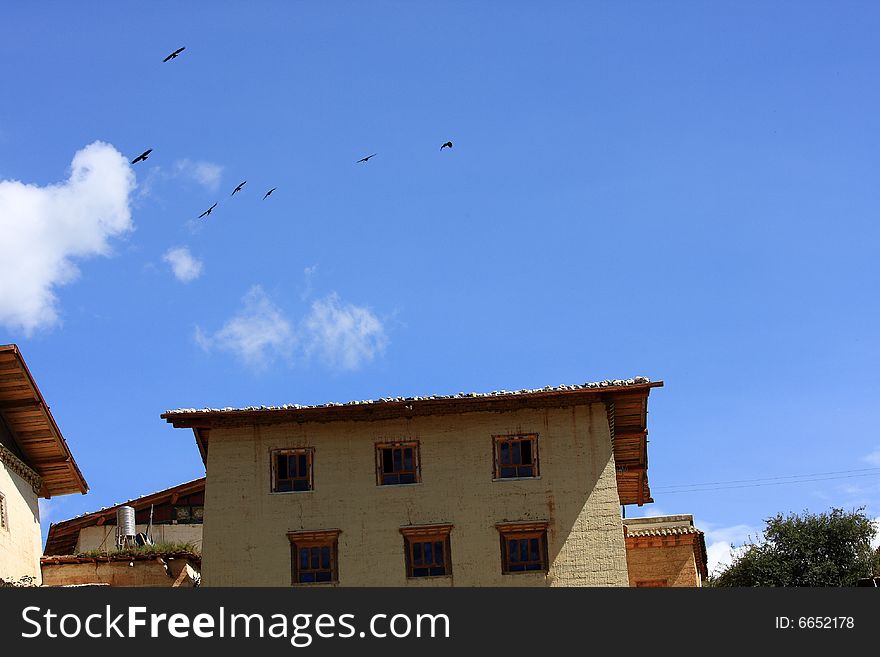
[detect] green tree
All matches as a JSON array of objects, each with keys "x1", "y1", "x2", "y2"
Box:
[{"x1": 711, "y1": 507, "x2": 879, "y2": 587}]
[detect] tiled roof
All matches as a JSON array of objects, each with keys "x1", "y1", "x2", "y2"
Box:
[
  {"x1": 625, "y1": 525, "x2": 703, "y2": 538},
  {"x1": 163, "y1": 376, "x2": 653, "y2": 415}
]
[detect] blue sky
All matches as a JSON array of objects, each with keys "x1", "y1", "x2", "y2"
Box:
[{"x1": 1, "y1": 3, "x2": 879, "y2": 571}]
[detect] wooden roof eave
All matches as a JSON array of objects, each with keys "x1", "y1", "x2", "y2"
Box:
[
  {"x1": 161, "y1": 382, "x2": 664, "y2": 429},
  {"x1": 0, "y1": 345, "x2": 88, "y2": 497}
]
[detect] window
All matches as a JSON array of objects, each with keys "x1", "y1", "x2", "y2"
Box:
[
  {"x1": 376, "y1": 441, "x2": 420, "y2": 485},
  {"x1": 400, "y1": 525, "x2": 453, "y2": 578},
  {"x1": 493, "y1": 433, "x2": 539, "y2": 479},
  {"x1": 173, "y1": 505, "x2": 204, "y2": 523},
  {"x1": 288, "y1": 530, "x2": 340, "y2": 584},
  {"x1": 0, "y1": 492, "x2": 6, "y2": 531},
  {"x1": 497, "y1": 522, "x2": 549, "y2": 573},
  {"x1": 272, "y1": 448, "x2": 314, "y2": 492}
]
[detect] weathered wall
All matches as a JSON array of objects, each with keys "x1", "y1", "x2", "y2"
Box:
[
  {"x1": 41, "y1": 558, "x2": 199, "y2": 587},
  {"x1": 76, "y1": 524, "x2": 203, "y2": 553},
  {"x1": 0, "y1": 461, "x2": 42, "y2": 584},
  {"x1": 625, "y1": 543, "x2": 700, "y2": 587},
  {"x1": 201, "y1": 402, "x2": 628, "y2": 587}
]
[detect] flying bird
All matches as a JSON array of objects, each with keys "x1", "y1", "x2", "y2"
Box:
[
  {"x1": 263, "y1": 187, "x2": 277, "y2": 200},
  {"x1": 131, "y1": 149, "x2": 152, "y2": 164},
  {"x1": 198, "y1": 203, "x2": 218, "y2": 219},
  {"x1": 356, "y1": 153, "x2": 377, "y2": 163},
  {"x1": 231, "y1": 181, "x2": 247, "y2": 196},
  {"x1": 440, "y1": 141, "x2": 453, "y2": 150},
  {"x1": 163, "y1": 47, "x2": 186, "y2": 62}
]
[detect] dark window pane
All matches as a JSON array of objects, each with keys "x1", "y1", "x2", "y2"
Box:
[
  {"x1": 413, "y1": 542, "x2": 423, "y2": 565},
  {"x1": 310, "y1": 547, "x2": 320, "y2": 568},
  {"x1": 382, "y1": 473, "x2": 398, "y2": 485},
  {"x1": 316, "y1": 571, "x2": 331, "y2": 582},
  {"x1": 435, "y1": 541, "x2": 444, "y2": 566},
  {"x1": 399, "y1": 472, "x2": 415, "y2": 484},
  {"x1": 424, "y1": 541, "x2": 433, "y2": 564},
  {"x1": 530, "y1": 538, "x2": 540, "y2": 561},
  {"x1": 521, "y1": 441, "x2": 532, "y2": 465},
  {"x1": 321, "y1": 546, "x2": 330, "y2": 569},
  {"x1": 430, "y1": 566, "x2": 445, "y2": 576},
  {"x1": 511, "y1": 441, "x2": 521, "y2": 464},
  {"x1": 298, "y1": 454, "x2": 308, "y2": 476},
  {"x1": 393, "y1": 449, "x2": 402, "y2": 472},
  {"x1": 413, "y1": 567, "x2": 429, "y2": 577},
  {"x1": 300, "y1": 548, "x2": 309, "y2": 570},
  {"x1": 517, "y1": 465, "x2": 534, "y2": 478},
  {"x1": 299, "y1": 572, "x2": 316, "y2": 583},
  {"x1": 382, "y1": 448, "x2": 394, "y2": 473},
  {"x1": 525, "y1": 563, "x2": 541, "y2": 571},
  {"x1": 277, "y1": 455, "x2": 288, "y2": 480},
  {"x1": 403, "y1": 448, "x2": 413, "y2": 471},
  {"x1": 500, "y1": 467, "x2": 517, "y2": 478},
  {"x1": 500, "y1": 441, "x2": 510, "y2": 464}
]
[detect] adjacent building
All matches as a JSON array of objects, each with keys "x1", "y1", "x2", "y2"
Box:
[
  {"x1": 0, "y1": 344, "x2": 88, "y2": 585},
  {"x1": 623, "y1": 514, "x2": 708, "y2": 587},
  {"x1": 162, "y1": 377, "x2": 662, "y2": 586}
]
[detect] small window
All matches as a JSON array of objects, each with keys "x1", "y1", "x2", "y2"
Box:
[
  {"x1": 401, "y1": 525, "x2": 453, "y2": 578},
  {"x1": 497, "y1": 522, "x2": 549, "y2": 574},
  {"x1": 493, "y1": 433, "x2": 539, "y2": 479},
  {"x1": 0, "y1": 492, "x2": 7, "y2": 531},
  {"x1": 288, "y1": 530, "x2": 340, "y2": 584},
  {"x1": 376, "y1": 441, "x2": 420, "y2": 485},
  {"x1": 272, "y1": 448, "x2": 314, "y2": 492},
  {"x1": 173, "y1": 505, "x2": 204, "y2": 524}
]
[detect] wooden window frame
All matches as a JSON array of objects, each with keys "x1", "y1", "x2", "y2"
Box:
[
  {"x1": 271, "y1": 448, "x2": 315, "y2": 493},
  {"x1": 492, "y1": 433, "x2": 539, "y2": 480},
  {"x1": 497, "y1": 521, "x2": 549, "y2": 574},
  {"x1": 400, "y1": 524, "x2": 453, "y2": 579},
  {"x1": 375, "y1": 441, "x2": 421, "y2": 486},
  {"x1": 288, "y1": 529, "x2": 340, "y2": 585},
  {"x1": 173, "y1": 504, "x2": 204, "y2": 524}
]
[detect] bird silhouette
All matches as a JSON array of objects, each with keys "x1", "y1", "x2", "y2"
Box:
[
  {"x1": 198, "y1": 203, "x2": 218, "y2": 219},
  {"x1": 356, "y1": 153, "x2": 377, "y2": 163},
  {"x1": 440, "y1": 141, "x2": 453, "y2": 150},
  {"x1": 231, "y1": 181, "x2": 247, "y2": 196},
  {"x1": 131, "y1": 149, "x2": 152, "y2": 164},
  {"x1": 263, "y1": 187, "x2": 277, "y2": 200},
  {"x1": 163, "y1": 47, "x2": 185, "y2": 62}
]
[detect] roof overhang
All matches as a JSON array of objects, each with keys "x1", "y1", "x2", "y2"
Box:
[
  {"x1": 161, "y1": 379, "x2": 662, "y2": 506},
  {"x1": 0, "y1": 345, "x2": 87, "y2": 497}
]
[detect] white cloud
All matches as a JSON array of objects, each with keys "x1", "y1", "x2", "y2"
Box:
[
  {"x1": 301, "y1": 264, "x2": 318, "y2": 300},
  {"x1": 196, "y1": 287, "x2": 388, "y2": 371},
  {"x1": 0, "y1": 141, "x2": 135, "y2": 334},
  {"x1": 863, "y1": 447, "x2": 880, "y2": 467},
  {"x1": 304, "y1": 293, "x2": 388, "y2": 370},
  {"x1": 699, "y1": 522, "x2": 760, "y2": 576},
  {"x1": 173, "y1": 159, "x2": 223, "y2": 191},
  {"x1": 163, "y1": 246, "x2": 203, "y2": 283},
  {"x1": 195, "y1": 285, "x2": 294, "y2": 369}
]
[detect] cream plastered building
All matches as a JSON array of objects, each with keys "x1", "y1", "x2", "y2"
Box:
[
  {"x1": 0, "y1": 345, "x2": 88, "y2": 585},
  {"x1": 163, "y1": 377, "x2": 661, "y2": 587}
]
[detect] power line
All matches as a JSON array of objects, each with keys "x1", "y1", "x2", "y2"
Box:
[
  {"x1": 657, "y1": 471, "x2": 880, "y2": 495},
  {"x1": 653, "y1": 466, "x2": 880, "y2": 491}
]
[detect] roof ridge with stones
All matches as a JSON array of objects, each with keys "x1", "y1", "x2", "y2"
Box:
[{"x1": 163, "y1": 376, "x2": 653, "y2": 415}]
